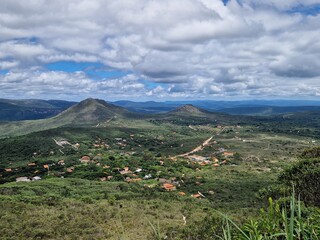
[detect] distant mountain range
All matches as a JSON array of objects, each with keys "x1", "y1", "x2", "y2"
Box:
[
  {"x1": 0, "y1": 99, "x2": 235, "y2": 137},
  {"x1": 0, "y1": 99, "x2": 76, "y2": 121},
  {"x1": 2, "y1": 98, "x2": 320, "y2": 138},
  {"x1": 113, "y1": 100, "x2": 320, "y2": 115},
  {"x1": 1, "y1": 98, "x2": 320, "y2": 122}
]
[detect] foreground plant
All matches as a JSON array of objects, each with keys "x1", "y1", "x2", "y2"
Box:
[{"x1": 215, "y1": 188, "x2": 320, "y2": 240}]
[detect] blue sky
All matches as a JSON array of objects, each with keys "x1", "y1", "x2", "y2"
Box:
[
  {"x1": 0, "y1": 0, "x2": 319, "y2": 101},
  {"x1": 288, "y1": 4, "x2": 320, "y2": 15}
]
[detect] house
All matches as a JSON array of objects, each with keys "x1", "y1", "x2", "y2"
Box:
[
  {"x1": 32, "y1": 176, "x2": 41, "y2": 181},
  {"x1": 191, "y1": 193, "x2": 201, "y2": 198},
  {"x1": 178, "y1": 192, "x2": 186, "y2": 196},
  {"x1": 143, "y1": 174, "x2": 152, "y2": 180},
  {"x1": 126, "y1": 178, "x2": 142, "y2": 183},
  {"x1": 191, "y1": 193, "x2": 202, "y2": 199},
  {"x1": 211, "y1": 157, "x2": 219, "y2": 163},
  {"x1": 200, "y1": 161, "x2": 210, "y2": 166},
  {"x1": 43, "y1": 164, "x2": 49, "y2": 169},
  {"x1": 4, "y1": 168, "x2": 12, "y2": 172},
  {"x1": 16, "y1": 177, "x2": 30, "y2": 182},
  {"x1": 80, "y1": 156, "x2": 91, "y2": 164},
  {"x1": 66, "y1": 167, "x2": 74, "y2": 173},
  {"x1": 120, "y1": 167, "x2": 132, "y2": 175},
  {"x1": 28, "y1": 163, "x2": 37, "y2": 166},
  {"x1": 162, "y1": 183, "x2": 176, "y2": 191},
  {"x1": 58, "y1": 160, "x2": 65, "y2": 165},
  {"x1": 223, "y1": 152, "x2": 234, "y2": 157},
  {"x1": 213, "y1": 163, "x2": 220, "y2": 167}
]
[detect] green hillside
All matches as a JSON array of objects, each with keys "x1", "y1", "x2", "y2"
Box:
[
  {"x1": 0, "y1": 99, "x2": 76, "y2": 121},
  {"x1": 0, "y1": 98, "x2": 320, "y2": 239}
]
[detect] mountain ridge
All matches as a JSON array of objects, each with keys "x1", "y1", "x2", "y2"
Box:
[
  {"x1": 168, "y1": 104, "x2": 208, "y2": 116},
  {"x1": 54, "y1": 98, "x2": 130, "y2": 124}
]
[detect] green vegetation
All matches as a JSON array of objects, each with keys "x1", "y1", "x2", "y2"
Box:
[
  {"x1": 0, "y1": 99, "x2": 319, "y2": 239},
  {"x1": 0, "y1": 99, "x2": 75, "y2": 121}
]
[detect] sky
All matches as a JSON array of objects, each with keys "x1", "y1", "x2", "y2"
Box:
[{"x1": 0, "y1": 0, "x2": 320, "y2": 101}]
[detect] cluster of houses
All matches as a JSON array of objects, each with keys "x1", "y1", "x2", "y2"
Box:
[
  {"x1": 7, "y1": 133, "x2": 237, "y2": 201},
  {"x1": 187, "y1": 152, "x2": 232, "y2": 167},
  {"x1": 92, "y1": 138, "x2": 110, "y2": 149},
  {"x1": 160, "y1": 180, "x2": 207, "y2": 199}
]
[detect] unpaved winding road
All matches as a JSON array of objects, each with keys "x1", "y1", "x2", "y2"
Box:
[
  {"x1": 177, "y1": 136, "x2": 214, "y2": 157},
  {"x1": 174, "y1": 126, "x2": 226, "y2": 158}
]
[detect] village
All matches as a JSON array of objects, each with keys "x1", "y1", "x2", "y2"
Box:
[{"x1": 1, "y1": 129, "x2": 237, "y2": 199}]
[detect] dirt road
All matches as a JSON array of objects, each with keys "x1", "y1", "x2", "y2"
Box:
[{"x1": 177, "y1": 136, "x2": 213, "y2": 157}]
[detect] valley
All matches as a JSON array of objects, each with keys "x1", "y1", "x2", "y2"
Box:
[{"x1": 0, "y1": 98, "x2": 319, "y2": 239}]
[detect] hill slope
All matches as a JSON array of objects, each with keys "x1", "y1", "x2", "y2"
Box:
[
  {"x1": 54, "y1": 98, "x2": 130, "y2": 124},
  {"x1": 0, "y1": 98, "x2": 133, "y2": 137},
  {"x1": 0, "y1": 99, "x2": 76, "y2": 121},
  {"x1": 168, "y1": 104, "x2": 209, "y2": 116}
]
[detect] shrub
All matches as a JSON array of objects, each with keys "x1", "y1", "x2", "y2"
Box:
[
  {"x1": 218, "y1": 191, "x2": 320, "y2": 240},
  {"x1": 279, "y1": 158, "x2": 320, "y2": 207}
]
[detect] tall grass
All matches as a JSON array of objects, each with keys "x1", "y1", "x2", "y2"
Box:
[{"x1": 217, "y1": 189, "x2": 320, "y2": 240}]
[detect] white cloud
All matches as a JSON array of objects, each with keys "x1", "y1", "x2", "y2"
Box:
[{"x1": 0, "y1": 0, "x2": 319, "y2": 100}]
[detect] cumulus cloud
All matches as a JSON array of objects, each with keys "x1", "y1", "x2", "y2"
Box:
[
  {"x1": 0, "y1": 70, "x2": 148, "y2": 100},
  {"x1": 0, "y1": 0, "x2": 319, "y2": 100}
]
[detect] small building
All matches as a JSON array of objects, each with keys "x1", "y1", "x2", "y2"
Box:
[
  {"x1": 223, "y1": 152, "x2": 234, "y2": 157},
  {"x1": 120, "y1": 167, "x2": 132, "y2": 175},
  {"x1": 211, "y1": 157, "x2": 219, "y2": 163},
  {"x1": 58, "y1": 160, "x2": 65, "y2": 165},
  {"x1": 191, "y1": 193, "x2": 202, "y2": 199},
  {"x1": 43, "y1": 164, "x2": 49, "y2": 169},
  {"x1": 4, "y1": 168, "x2": 12, "y2": 172},
  {"x1": 143, "y1": 174, "x2": 152, "y2": 180},
  {"x1": 28, "y1": 163, "x2": 37, "y2": 167},
  {"x1": 80, "y1": 156, "x2": 91, "y2": 164},
  {"x1": 16, "y1": 177, "x2": 30, "y2": 182},
  {"x1": 127, "y1": 178, "x2": 142, "y2": 183},
  {"x1": 32, "y1": 176, "x2": 41, "y2": 181},
  {"x1": 162, "y1": 183, "x2": 176, "y2": 191}
]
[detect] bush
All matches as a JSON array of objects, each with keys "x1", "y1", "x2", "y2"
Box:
[
  {"x1": 214, "y1": 192, "x2": 320, "y2": 240},
  {"x1": 279, "y1": 158, "x2": 320, "y2": 207}
]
